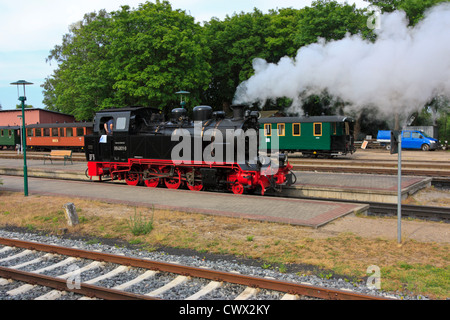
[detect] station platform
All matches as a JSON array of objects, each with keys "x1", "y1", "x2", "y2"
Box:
[
  {"x1": 1, "y1": 174, "x2": 368, "y2": 229},
  {"x1": 284, "y1": 172, "x2": 432, "y2": 204}
]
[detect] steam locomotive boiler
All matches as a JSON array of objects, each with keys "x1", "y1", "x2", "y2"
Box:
[{"x1": 84, "y1": 105, "x2": 294, "y2": 195}]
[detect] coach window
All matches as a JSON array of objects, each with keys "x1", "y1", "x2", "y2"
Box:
[
  {"x1": 52, "y1": 128, "x2": 59, "y2": 137},
  {"x1": 27, "y1": 128, "x2": 34, "y2": 137},
  {"x1": 59, "y1": 128, "x2": 65, "y2": 137},
  {"x1": 77, "y1": 127, "x2": 84, "y2": 137},
  {"x1": 44, "y1": 128, "x2": 50, "y2": 137},
  {"x1": 0, "y1": 130, "x2": 3, "y2": 137},
  {"x1": 277, "y1": 124, "x2": 285, "y2": 137},
  {"x1": 67, "y1": 128, "x2": 73, "y2": 137},
  {"x1": 264, "y1": 124, "x2": 272, "y2": 137},
  {"x1": 8, "y1": 130, "x2": 12, "y2": 137},
  {"x1": 293, "y1": 123, "x2": 301, "y2": 137},
  {"x1": 314, "y1": 123, "x2": 322, "y2": 137},
  {"x1": 35, "y1": 128, "x2": 42, "y2": 137}
]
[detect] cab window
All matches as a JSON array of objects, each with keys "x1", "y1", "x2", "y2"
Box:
[{"x1": 116, "y1": 117, "x2": 127, "y2": 131}]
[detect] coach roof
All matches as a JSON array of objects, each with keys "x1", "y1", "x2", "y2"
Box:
[{"x1": 259, "y1": 116, "x2": 354, "y2": 124}]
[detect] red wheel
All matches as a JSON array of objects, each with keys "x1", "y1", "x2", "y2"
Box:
[
  {"x1": 144, "y1": 168, "x2": 160, "y2": 188},
  {"x1": 125, "y1": 171, "x2": 141, "y2": 186},
  {"x1": 232, "y1": 183, "x2": 245, "y2": 195},
  {"x1": 163, "y1": 167, "x2": 183, "y2": 190},
  {"x1": 187, "y1": 169, "x2": 204, "y2": 192}
]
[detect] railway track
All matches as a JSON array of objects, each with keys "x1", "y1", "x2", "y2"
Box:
[
  {"x1": 0, "y1": 237, "x2": 391, "y2": 301},
  {"x1": 288, "y1": 159, "x2": 450, "y2": 177},
  {"x1": 368, "y1": 203, "x2": 450, "y2": 223}
]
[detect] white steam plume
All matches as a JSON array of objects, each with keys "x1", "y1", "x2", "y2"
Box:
[{"x1": 233, "y1": 4, "x2": 450, "y2": 118}]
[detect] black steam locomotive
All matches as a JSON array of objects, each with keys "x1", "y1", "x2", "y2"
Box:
[{"x1": 85, "y1": 105, "x2": 294, "y2": 195}]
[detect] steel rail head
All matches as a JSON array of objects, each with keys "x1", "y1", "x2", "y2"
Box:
[{"x1": 0, "y1": 266, "x2": 159, "y2": 300}]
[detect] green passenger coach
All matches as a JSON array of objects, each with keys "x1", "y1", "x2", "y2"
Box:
[
  {"x1": 259, "y1": 116, "x2": 356, "y2": 157},
  {"x1": 0, "y1": 126, "x2": 20, "y2": 150}
]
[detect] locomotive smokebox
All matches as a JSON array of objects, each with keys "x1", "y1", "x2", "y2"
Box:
[
  {"x1": 193, "y1": 106, "x2": 213, "y2": 122},
  {"x1": 231, "y1": 104, "x2": 246, "y2": 120}
]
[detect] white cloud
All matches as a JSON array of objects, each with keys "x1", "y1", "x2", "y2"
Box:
[{"x1": 0, "y1": 0, "x2": 147, "y2": 52}]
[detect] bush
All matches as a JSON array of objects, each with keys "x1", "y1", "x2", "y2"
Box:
[{"x1": 127, "y1": 207, "x2": 154, "y2": 236}]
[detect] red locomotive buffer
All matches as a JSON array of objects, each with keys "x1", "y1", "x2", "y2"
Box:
[{"x1": 85, "y1": 106, "x2": 294, "y2": 195}]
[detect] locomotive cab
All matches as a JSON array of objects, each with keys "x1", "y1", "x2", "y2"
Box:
[{"x1": 85, "y1": 107, "x2": 162, "y2": 163}]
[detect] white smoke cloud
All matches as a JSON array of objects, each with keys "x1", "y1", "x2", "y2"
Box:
[{"x1": 233, "y1": 3, "x2": 450, "y2": 119}]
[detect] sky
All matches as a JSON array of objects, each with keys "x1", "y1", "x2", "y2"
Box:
[{"x1": 0, "y1": 0, "x2": 369, "y2": 111}]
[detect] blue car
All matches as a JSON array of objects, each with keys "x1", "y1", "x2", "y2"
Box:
[{"x1": 377, "y1": 130, "x2": 440, "y2": 151}]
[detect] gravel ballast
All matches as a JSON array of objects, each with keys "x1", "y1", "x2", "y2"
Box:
[{"x1": 0, "y1": 229, "x2": 429, "y2": 300}]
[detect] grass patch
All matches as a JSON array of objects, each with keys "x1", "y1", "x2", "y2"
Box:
[
  {"x1": 127, "y1": 207, "x2": 154, "y2": 236},
  {"x1": 0, "y1": 191, "x2": 448, "y2": 299}
]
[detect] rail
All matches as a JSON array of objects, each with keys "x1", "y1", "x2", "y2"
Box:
[{"x1": 0, "y1": 237, "x2": 390, "y2": 301}]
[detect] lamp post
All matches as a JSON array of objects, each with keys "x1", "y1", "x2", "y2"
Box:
[
  {"x1": 10, "y1": 80, "x2": 33, "y2": 197},
  {"x1": 176, "y1": 91, "x2": 190, "y2": 109}
]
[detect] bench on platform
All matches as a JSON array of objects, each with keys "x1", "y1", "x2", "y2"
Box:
[{"x1": 43, "y1": 150, "x2": 73, "y2": 165}]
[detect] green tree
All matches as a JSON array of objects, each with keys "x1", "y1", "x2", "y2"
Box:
[
  {"x1": 364, "y1": 0, "x2": 450, "y2": 25},
  {"x1": 44, "y1": 10, "x2": 113, "y2": 120},
  {"x1": 295, "y1": 0, "x2": 372, "y2": 48},
  {"x1": 203, "y1": 8, "x2": 301, "y2": 110},
  {"x1": 43, "y1": 1, "x2": 211, "y2": 120},
  {"x1": 104, "y1": 2, "x2": 211, "y2": 111},
  {"x1": 203, "y1": 9, "x2": 270, "y2": 109}
]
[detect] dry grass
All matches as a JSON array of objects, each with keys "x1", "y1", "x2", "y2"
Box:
[{"x1": 0, "y1": 191, "x2": 448, "y2": 299}]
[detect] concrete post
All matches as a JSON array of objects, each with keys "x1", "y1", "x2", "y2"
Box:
[{"x1": 63, "y1": 203, "x2": 79, "y2": 227}]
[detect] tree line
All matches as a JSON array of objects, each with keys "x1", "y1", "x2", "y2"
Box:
[{"x1": 42, "y1": 0, "x2": 449, "y2": 140}]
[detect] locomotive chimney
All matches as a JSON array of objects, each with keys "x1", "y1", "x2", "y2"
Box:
[{"x1": 231, "y1": 104, "x2": 246, "y2": 120}]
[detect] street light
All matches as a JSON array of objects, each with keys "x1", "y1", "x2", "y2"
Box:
[
  {"x1": 10, "y1": 80, "x2": 33, "y2": 197},
  {"x1": 176, "y1": 91, "x2": 190, "y2": 109}
]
